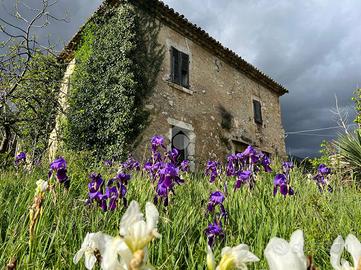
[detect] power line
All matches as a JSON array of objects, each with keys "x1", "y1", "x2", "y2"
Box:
[
  {"x1": 286, "y1": 133, "x2": 337, "y2": 137},
  {"x1": 285, "y1": 123, "x2": 357, "y2": 135}
]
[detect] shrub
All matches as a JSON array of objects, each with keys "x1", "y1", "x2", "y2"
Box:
[{"x1": 333, "y1": 130, "x2": 361, "y2": 182}]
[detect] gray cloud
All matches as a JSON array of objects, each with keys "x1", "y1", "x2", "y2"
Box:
[{"x1": 1, "y1": 0, "x2": 360, "y2": 157}]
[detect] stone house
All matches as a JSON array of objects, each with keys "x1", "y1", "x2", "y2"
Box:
[{"x1": 57, "y1": 0, "x2": 287, "y2": 171}]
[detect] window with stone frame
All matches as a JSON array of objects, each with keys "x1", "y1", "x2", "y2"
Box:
[
  {"x1": 253, "y1": 99, "x2": 263, "y2": 124},
  {"x1": 232, "y1": 140, "x2": 248, "y2": 154},
  {"x1": 171, "y1": 47, "x2": 189, "y2": 88},
  {"x1": 171, "y1": 127, "x2": 190, "y2": 164}
]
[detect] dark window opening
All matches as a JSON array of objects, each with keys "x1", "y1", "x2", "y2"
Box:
[
  {"x1": 232, "y1": 141, "x2": 248, "y2": 154},
  {"x1": 253, "y1": 99, "x2": 263, "y2": 124},
  {"x1": 171, "y1": 47, "x2": 189, "y2": 88},
  {"x1": 171, "y1": 127, "x2": 190, "y2": 164}
]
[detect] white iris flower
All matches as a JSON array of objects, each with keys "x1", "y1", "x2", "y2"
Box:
[
  {"x1": 207, "y1": 244, "x2": 259, "y2": 270},
  {"x1": 264, "y1": 230, "x2": 307, "y2": 270},
  {"x1": 35, "y1": 179, "x2": 48, "y2": 193},
  {"x1": 74, "y1": 201, "x2": 160, "y2": 270},
  {"x1": 73, "y1": 232, "x2": 114, "y2": 270},
  {"x1": 330, "y1": 234, "x2": 361, "y2": 270},
  {"x1": 119, "y1": 200, "x2": 161, "y2": 252}
]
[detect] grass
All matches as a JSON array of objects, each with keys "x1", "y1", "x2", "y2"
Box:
[{"x1": 0, "y1": 153, "x2": 361, "y2": 269}]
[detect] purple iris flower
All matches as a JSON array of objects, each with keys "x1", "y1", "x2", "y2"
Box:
[
  {"x1": 155, "y1": 160, "x2": 187, "y2": 206},
  {"x1": 116, "y1": 173, "x2": 131, "y2": 184},
  {"x1": 155, "y1": 179, "x2": 171, "y2": 206},
  {"x1": 88, "y1": 174, "x2": 104, "y2": 196},
  {"x1": 234, "y1": 170, "x2": 252, "y2": 190},
  {"x1": 104, "y1": 160, "x2": 113, "y2": 167},
  {"x1": 180, "y1": 160, "x2": 190, "y2": 172},
  {"x1": 15, "y1": 152, "x2": 26, "y2": 165},
  {"x1": 152, "y1": 152, "x2": 163, "y2": 163},
  {"x1": 144, "y1": 160, "x2": 163, "y2": 182},
  {"x1": 106, "y1": 186, "x2": 119, "y2": 211},
  {"x1": 318, "y1": 164, "x2": 331, "y2": 175},
  {"x1": 87, "y1": 173, "x2": 105, "y2": 205},
  {"x1": 116, "y1": 173, "x2": 130, "y2": 207},
  {"x1": 282, "y1": 161, "x2": 294, "y2": 174},
  {"x1": 207, "y1": 191, "x2": 227, "y2": 219},
  {"x1": 144, "y1": 161, "x2": 153, "y2": 171},
  {"x1": 205, "y1": 161, "x2": 221, "y2": 183},
  {"x1": 151, "y1": 135, "x2": 166, "y2": 152},
  {"x1": 273, "y1": 173, "x2": 294, "y2": 196},
  {"x1": 56, "y1": 168, "x2": 68, "y2": 183},
  {"x1": 313, "y1": 164, "x2": 332, "y2": 193},
  {"x1": 49, "y1": 157, "x2": 70, "y2": 189},
  {"x1": 243, "y1": 145, "x2": 260, "y2": 164},
  {"x1": 121, "y1": 155, "x2": 140, "y2": 171},
  {"x1": 146, "y1": 136, "x2": 189, "y2": 207},
  {"x1": 50, "y1": 157, "x2": 66, "y2": 171},
  {"x1": 226, "y1": 154, "x2": 237, "y2": 176},
  {"x1": 99, "y1": 194, "x2": 108, "y2": 212},
  {"x1": 260, "y1": 154, "x2": 272, "y2": 173},
  {"x1": 154, "y1": 163, "x2": 184, "y2": 206},
  {"x1": 167, "y1": 148, "x2": 179, "y2": 163},
  {"x1": 209, "y1": 191, "x2": 225, "y2": 204},
  {"x1": 86, "y1": 172, "x2": 130, "y2": 212},
  {"x1": 243, "y1": 145, "x2": 256, "y2": 157},
  {"x1": 224, "y1": 181, "x2": 228, "y2": 196},
  {"x1": 205, "y1": 220, "x2": 225, "y2": 247},
  {"x1": 225, "y1": 146, "x2": 273, "y2": 191}
]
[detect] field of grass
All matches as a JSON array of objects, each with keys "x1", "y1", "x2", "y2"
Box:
[{"x1": 0, "y1": 152, "x2": 361, "y2": 269}]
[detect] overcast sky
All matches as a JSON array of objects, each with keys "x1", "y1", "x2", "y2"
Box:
[{"x1": 1, "y1": 0, "x2": 360, "y2": 157}]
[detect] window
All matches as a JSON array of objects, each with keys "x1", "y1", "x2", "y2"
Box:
[
  {"x1": 253, "y1": 99, "x2": 263, "y2": 124},
  {"x1": 232, "y1": 140, "x2": 248, "y2": 154},
  {"x1": 171, "y1": 47, "x2": 189, "y2": 88},
  {"x1": 171, "y1": 127, "x2": 190, "y2": 164}
]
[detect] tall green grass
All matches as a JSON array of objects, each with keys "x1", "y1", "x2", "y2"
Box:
[{"x1": 0, "y1": 154, "x2": 360, "y2": 269}]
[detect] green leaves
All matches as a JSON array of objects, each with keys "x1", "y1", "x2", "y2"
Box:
[
  {"x1": 65, "y1": 4, "x2": 163, "y2": 160},
  {"x1": 353, "y1": 88, "x2": 361, "y2": 125},
  {"x1": 2, "y1": 54, "x2": 64, "y2": 161},
  {"x1": 334, "y1": 130, "x2": 361, "y2": 181}
]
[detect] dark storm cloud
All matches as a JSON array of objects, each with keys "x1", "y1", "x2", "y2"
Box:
[{"x1": 1, "y1": 0, "x2": 360, "y2": 157}]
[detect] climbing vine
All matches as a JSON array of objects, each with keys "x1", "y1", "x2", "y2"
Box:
[{"x1": 65, "y1": 3, "x2": 164, "y2": 159}]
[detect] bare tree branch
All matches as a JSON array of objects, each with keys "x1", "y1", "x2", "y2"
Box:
[
  {"x1": 0, "y1": 0, "x2": 67, "y2": 154},
  {"x1": 330, "y1": 94, "x2": 350, "y2": 135}
]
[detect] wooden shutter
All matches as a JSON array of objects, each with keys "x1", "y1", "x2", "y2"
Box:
[
  {"x1": 171, "y1": 47, "x2": 180, "y2": 84},
  {"x1": 253, "y1": 100, "x2": 263, "y2": 124},
  {"x1": 180, "y1": 52, "x2": 189, "y2": 88}
]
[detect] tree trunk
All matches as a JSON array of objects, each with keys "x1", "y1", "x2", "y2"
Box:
[{"x1": 0, "y1": 125, "x2": 11, "y2": 154}]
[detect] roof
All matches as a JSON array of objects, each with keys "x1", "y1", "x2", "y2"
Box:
[{"x1": 59, "y1": 0, "x2": 288, "y2": 95}]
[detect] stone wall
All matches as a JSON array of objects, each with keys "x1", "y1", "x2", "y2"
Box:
[
  {"x1": 133, "y1": 21, "x2": 286, "y2": 169},
  {"x1": 56, "y1": 17, "x2": 286, "y2": 170},
  {"x1": 48, "y1": 59, "x2": 76, "y2": 162}
]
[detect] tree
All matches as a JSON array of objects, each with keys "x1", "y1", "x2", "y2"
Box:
[{"x1": 0, "y1": 0, "x2": 66, "y2": 160}]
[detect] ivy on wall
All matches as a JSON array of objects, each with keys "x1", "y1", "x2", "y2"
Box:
[{"x1": 64, "y1": 3, "x2": 164, "y2": 160}]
